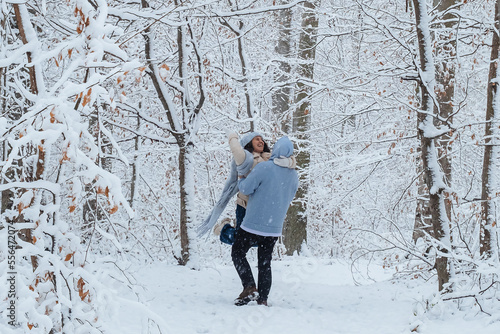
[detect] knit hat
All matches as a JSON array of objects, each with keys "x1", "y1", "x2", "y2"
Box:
[{"x1": 240, "y1": 132, "x2": 262, "y2": 147}]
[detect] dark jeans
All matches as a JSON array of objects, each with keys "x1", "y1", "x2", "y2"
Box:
[{"x1": 231, "y1": 228, "x2": 278, "y2": 301}]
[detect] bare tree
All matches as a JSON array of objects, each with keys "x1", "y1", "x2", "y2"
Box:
[
  {"x1": 480, "y1": 0, "x2": 500, "y2": 258},
  {"x1": 1, "y1": 1, "x2": 134, "y2": 331},
  {"x1": 142, "y1": 0, "x2": 205, "y2": 265},
  {"x1": 272, "y1": 1, "x2": 293, "y2": 132},
  {"x1": 412, "y1": 0, "x2": 452, "y2": 291},
  {"x1": 283, "y1": 1, "x2": 319, "y2": 255},
  {"x1": 11, "y1": 3, "x2": 41, "y2": 272},
  {"x1": 413, "y1": 0, "x2": 458, "y2": 242},
  {"x1": 219, "y1": 1, "x2": 257, "y2": 131}
]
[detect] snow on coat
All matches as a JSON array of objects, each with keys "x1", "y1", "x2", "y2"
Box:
[{"x1": 238, "y1": 136, "x2": 299, "y2": 237}]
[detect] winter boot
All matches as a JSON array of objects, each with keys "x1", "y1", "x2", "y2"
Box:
[{"x1": 234, "y1": 286, "x2": 258, "y2": 306}]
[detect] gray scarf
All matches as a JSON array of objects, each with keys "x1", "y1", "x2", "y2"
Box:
[{"x1": 197, "y1": 151, "x2": 254, "y2": 237}]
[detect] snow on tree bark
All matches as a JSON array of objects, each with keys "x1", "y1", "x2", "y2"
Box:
[
  {"x1": 413, "y1": 0, "x2": 458, "y2": 242},
  {"x1": 411, "y1": 0, "x2": 452, "y2": 291},
  {"x1": 481, "y1": 0, "x2": 500, "y2": 260},
  {"x1": 272, "y1": 0, "x2": 293, "y2": 133},
  {"x1": 283, "y1": 0, "x2": 319, "y2": 256}
]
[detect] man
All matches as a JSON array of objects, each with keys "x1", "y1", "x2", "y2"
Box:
[{"x1": 231, "y1": 136, "x2": 299, "y2": 306}]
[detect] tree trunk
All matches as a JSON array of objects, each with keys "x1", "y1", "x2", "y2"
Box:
[
  {"x1": 12, "y1": 3, "x2": 41, "y2": 272},
  {"x1": 0, "y1": 144, "x2": 12, "y2": 216},
  {"x1": 413, "y1": 0, "x2": 458, "y2": 243},
  {"x1": 283, "y1": 1, "x2": 318, "y2": 255},
  {"x1": 413, "y1": 169, "x2": 433, "y2": 241},
  {"x1": 83, "y1": 104, "x2": 112, "y2": 233},
  {"x1": 13, "y1": 4, "x2": 38, "y2": 95},
  {"x1": 143, "y1": 0, "x2": 204, "y2": 265},
  {"x1": 412, "y1": 0, "x2": 451, "y2": 291},
  {"x1": 178, "y1": 140, "x2": 194, "y2": 265},
  {"x1": 236, "y1": 21, "x2": 255, "y2": 131},
  {"x1": 1, "y1": 19, "x2": 11, "y2": 217},
  {"x1": 271, "y1": 1, "x2": 293, "y2": 133},
  {"x1": 480, "y1": 0, "x2": 500, "y2": 258},
  {"x1": 130, "y1": 109, "x2": 141, "y2": 207}
]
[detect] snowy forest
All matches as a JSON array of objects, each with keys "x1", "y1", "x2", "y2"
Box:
[{"x1": 1, "y1": 0, "x2": 500, "y2": 333}]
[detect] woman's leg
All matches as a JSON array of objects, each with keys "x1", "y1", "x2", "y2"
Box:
[
  {"x1": 256, "y1": 236, "x2": 278, "y2": 302},
  {"x1": 235, "y1": 204, "x2": 246, "y2": 231}
]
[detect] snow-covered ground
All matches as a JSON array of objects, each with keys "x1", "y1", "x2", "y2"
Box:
[{"x1": 115, "y1": 256, "x2": 500, "y2": 334}]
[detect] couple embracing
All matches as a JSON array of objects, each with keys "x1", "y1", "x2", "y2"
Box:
[{"x1": 198, "y1": 131, "x2": 299, "y2": 307}]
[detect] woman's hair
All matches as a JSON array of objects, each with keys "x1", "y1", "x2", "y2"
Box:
[{"x1": 244, "y1": 137, "x2": 270, "y2": 153}]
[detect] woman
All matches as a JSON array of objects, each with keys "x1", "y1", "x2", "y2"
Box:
[
  {"x1": 217, "y1": 132, "x2": 272, "y2": 244},
  {"x1": 196, "y1": 132, "x2": 270, "y2": 240}
]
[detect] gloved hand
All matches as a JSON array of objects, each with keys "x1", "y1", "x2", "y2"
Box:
[
  {"x1": 225, "y1": 129, "x2": 238, "y2": 143},
  {"x1": 222, "y1": 127, "x2": 236, "y2": 137}
]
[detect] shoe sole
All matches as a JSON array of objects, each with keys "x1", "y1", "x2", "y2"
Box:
[
  {"x1": 235, "y1": 298, "x2": 252, "y2": 306},
  {"x1": 234, "y1": 293, "x2": 258, "y2": 306}
]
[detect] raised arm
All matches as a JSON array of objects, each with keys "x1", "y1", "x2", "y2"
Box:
[{"x1": 228, "y1": 132, "x2": 246, "y2": 166}]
